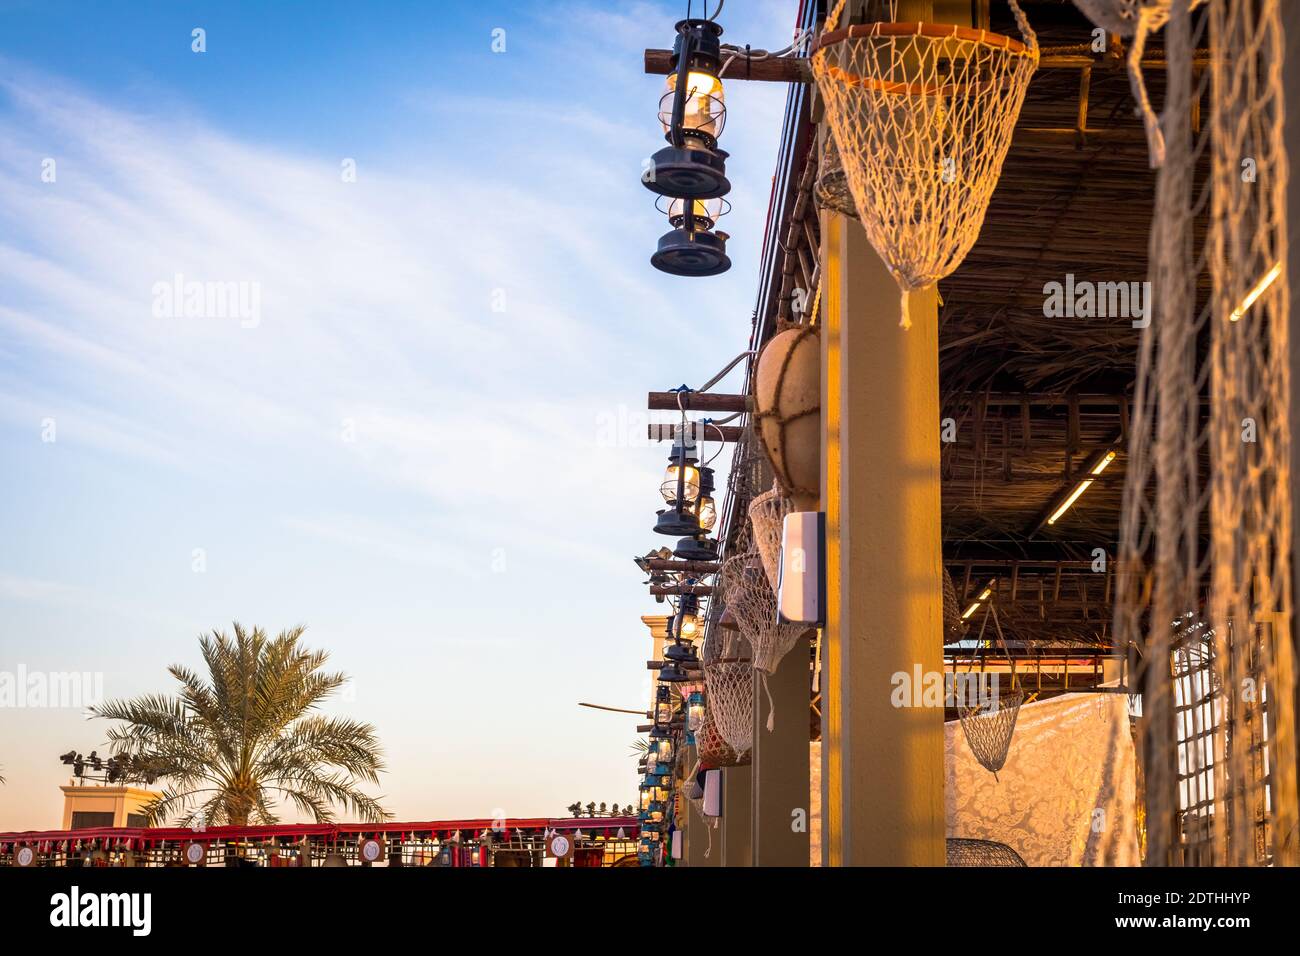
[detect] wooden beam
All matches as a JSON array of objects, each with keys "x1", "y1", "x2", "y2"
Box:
[
  {"x1": 1281, "y1": 0, "x2": 1300, "y2": 868},
  {"x1": 645, "y1": 558, "x2": 721, "y2": 573},
  {"x1": 648, "y1": 423, "x2": 743, "y2": 442},
  {"x1": 649, "y1": 584, "x2": 714, "y2": 597},
  {"x1": 647, "y1": 391, "x2": 750, "y2": 412},
  {"x1": 644, "y1": 48, "x2": 810, "y2": 83}
]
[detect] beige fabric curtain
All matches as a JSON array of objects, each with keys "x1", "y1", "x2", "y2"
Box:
[{"x1": 946, "y1": 692, "x2": 1140, "y2": 866}]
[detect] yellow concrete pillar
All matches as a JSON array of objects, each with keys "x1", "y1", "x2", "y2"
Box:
[{"x1": 819, "y1": 212, "x2": 946, "y2": 866}]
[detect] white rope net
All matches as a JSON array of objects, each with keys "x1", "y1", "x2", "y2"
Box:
[
  {"x1": 748, "y1": 483, "x2": 790, "y2": 594},
  {"x1": 1114, "y1": 0, "x2": 1295, "y2": 866},
  {"x1": 718, "y1": 551, "x2": 806, "y2": 679},
  {"x1": 810, "y1": 0, "x2": 1039, "y2": 328},
  {"x1": 701, "y1": 646, "x2": 753, "y2": 761}
]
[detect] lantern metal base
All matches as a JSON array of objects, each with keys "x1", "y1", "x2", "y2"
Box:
[
  {"x1": 655, "y1": 508, "x2": 702, "y2": 537},
  {"x1": 674, "y1": 535, "x2": 718, "y2": 561},
  {"x1": 652, "y1": 226, "x2": 730, "y2": 277},
  {"x1": 664, "y1": 641, "x2": 697, "y2": 664},
  {"x1": 657, "y1": 661, "x2": 691, "y2": 682},
  {"x1": 644, "y1": 143, "x2": 731, "y2": 200}
]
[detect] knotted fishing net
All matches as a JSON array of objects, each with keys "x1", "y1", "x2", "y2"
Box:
[
  {"x1": 945, "y1": 837, "x2": 1027, "y2": 867},
  {"x1": 717, "y1": 550, "x2": 807, "y2": 734},
  {"x1": 957, "y1": 688, "x2": 1024, "y2": 781},
  {"x1": 1071, "y1": 1, "x2": 1207, "y2": 167},
  {"x1": 810, "y1": 0, "x2": 1039, "y2": 328},
  {"x1": 956, "y1": 604, "x2": 1022, "y2": 779},
  {"x1": 701, "y1": 633, "x2": 754, "y2": 760},
  {"x1": 748, "y1": 483, "x2": 790, "y2": 594},
  {"x1": 1114, "y1": 0, "x2": 1294, "y2": 866},
  {"x1": 718, "y1": 551, "x2": 806, "y2": 677},
  {"x1": 814, "y1": 131, "x2": 859, "y2": 220}
]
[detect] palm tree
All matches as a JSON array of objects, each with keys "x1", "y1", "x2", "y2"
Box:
[{"x1": 92, "y1": 623, "x2": 390, "y2": 827}]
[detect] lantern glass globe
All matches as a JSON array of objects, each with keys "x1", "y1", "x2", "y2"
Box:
[
  {"x1": 695, "y1": 495, "x2": 717, "y2": 531},
  {"x1": 660, "y1": 463, "x2": 701, "y2": 503},
  {"x1": 659, "y1": 71, "x2": 726, "y2": 140},
  {"x1": 687, "y1": 698, "x2": 705, "y2": 732}
]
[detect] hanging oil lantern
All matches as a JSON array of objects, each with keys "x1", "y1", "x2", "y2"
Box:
[
  {"x1": 674, "y1": 465, "x2": 719, "y2": 559},
  {"x1": 649, "y1": 723, "x2": 675, "y2": 767},
  {"x1": 652, "y1": 684, "x2": 674, "y2": 729},
  {"x1": 685, "y1": 690, "x2": 705, "y2": 745},
  {"x1": 644, "y1": 17, "x2": 730, "y2": 201},
  {"x1": 654, "y1": 428, "x2": 703, "y2": 537},
  {"x1": 652, "y1": 196, "x2": 732, "y2": 277}
]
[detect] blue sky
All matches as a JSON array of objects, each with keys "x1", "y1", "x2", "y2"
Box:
[{"x1": 0, "y1": 0, "x2": 793, "y2": 828}]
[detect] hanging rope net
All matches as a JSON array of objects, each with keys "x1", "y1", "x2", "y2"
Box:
[
  {"x1": 810, "y1": 0, "x2": 1039, "y2": 328},
  {"x1": 945, "y1": 837, "x2": 1027, "y2": 867},
  {"x1": 748, "y1": 483, "x2": 791, "y2": 594},
  {"x1": 957, "y1": 687, "x2": 1024, "y2": 780},
  {"x1": 955, "y1": 604, "x2": 1022, "y2": 779},
  {"x1": 717, "y1": 551, "x2": 807, "y2": 734},
  {"x1": 1115, "y1": 0, "x2": 1294, "y2": 867},
  {"x1": 718, "y1": 551, "x2": 806, "y2": 679},
  {"x1": 701, "y1": 632, "x2": 754, "y2": 761},
  {"x1": 695, "y1": 708, "x2": 749, "y2": 768},
  {"x1": 814, "y1": 130, "x2": 859, "y2": 220},
  {"x1": 1071, "y1": 1, "x2": 1207, "y2": 167}
]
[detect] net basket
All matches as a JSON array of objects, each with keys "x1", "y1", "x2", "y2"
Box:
[
  {"x1": 748, "y1": 484, "x2": 791, "y2": 594},
  {"x1": 945, "y1": 837, "x2": 1027, "y2": 866},
  {"x1": 957, "y1": 686, "x2": 1024, "y2": 779},
  {"x1": 701, "y1": 654, "x2": 754, "y2": 761},
  {"x1": 810, "y1": 0, "x2": 1039, "y2": 327},
  {"x1": 718, "y1": 551, "x2": 805, "y2": 678}
]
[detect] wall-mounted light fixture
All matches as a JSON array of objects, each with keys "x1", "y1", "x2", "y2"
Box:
[{"x1": 1044, "y1": 449, "x2": 1117, "y2": 527}]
